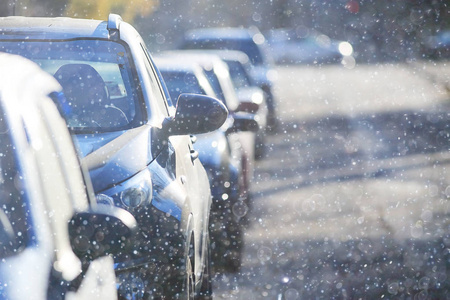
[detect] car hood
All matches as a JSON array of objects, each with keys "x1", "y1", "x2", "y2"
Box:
[{"x1": 75, "y1": 125, "x2": 153, "y2": 192}]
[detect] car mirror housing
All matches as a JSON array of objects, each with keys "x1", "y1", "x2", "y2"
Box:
[
  {"x1": 68, "y1": 204, "x2": 138, "y2": 261},
  {"x1": 226, "y1": 112, "x2": 260, "y2": 134},
  {"x1": 163, "y1": 93, "x2": 228, "y2": 136}
]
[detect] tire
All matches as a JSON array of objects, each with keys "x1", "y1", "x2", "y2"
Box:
[
  {"x1": 210, "y1": 216, "x2": 244, "y2": 274},
  {"x1": 186, "y1": 234, "x2": 195, "y2": 300},
  {"x1": 196, "y1": 235, "x2": 213, "y2": 299},
  {"x1": 254, "y1": 130, "x2": 266, "y2": 160}
]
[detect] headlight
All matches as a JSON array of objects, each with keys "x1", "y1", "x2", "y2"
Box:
[
  {"x1": 120, "y1": 186, "x2": 150, "y2": 208},
  {"x1": 102, "y1": 169, "x2": 153, "y2": 209},
  {"x1": 96, "y1": 193, "x2": 114, "y2": 206},
  {"x1": 338, "y1": 42, "x2": 353, "y2": 56}
]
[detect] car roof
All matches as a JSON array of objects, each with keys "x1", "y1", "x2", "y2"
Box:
[
  {"x1": 184, "y1": 27, "x2": 256, "y2": 40},
  {"x1": 0, "y1": 16, "x2": 108, "y2": 40},
  {"x1": 197, "y1": 49, "x2": 251, "y2": 65},
  {"x1": 159, "y1": 50, "x2": 228, "y2": 69},
  {"x1": 154, "y1": 56, "x2": 203, "y2": 73}
]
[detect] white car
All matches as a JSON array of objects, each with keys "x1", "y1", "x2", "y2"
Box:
[
  {"x1": 0, "y1": 14, "x2": 228, "y2": 299},
  {"x1": 0, "y1": 53, "x2": 137, "y2": 300}
]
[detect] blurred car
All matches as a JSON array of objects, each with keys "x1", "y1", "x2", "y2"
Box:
[
  {"x1": 0, "y1": 53, "x2": 137, "y2": 299},
  {"x1": 155, "y1": 57, "x2": 258, "y2": 272},
  {"x1": 0, "y1": 14, "x2": 228, "y2": 299},
  {"x1": 160, "y1": 51, "x2": 257, "y2": 204},
  {"x1": 201, "y1": 49, "x2": 269, "y2": 159},
  {"x1": 178, "y1": 27, "x2": 279, "y2": 132},
  {"x1": 265, "y1": 27, "x2": 355, "y2": 66},
  {"x1": 422, "y1": 29, "x2": 450, "y2": 59}
]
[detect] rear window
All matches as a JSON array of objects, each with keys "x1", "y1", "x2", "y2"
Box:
[{"x1": 160, "y1": 70, "x2": 205, "y2": 104}]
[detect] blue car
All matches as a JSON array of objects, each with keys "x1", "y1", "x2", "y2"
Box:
[{"x1": 0, "y1": 14, "x2": 228, "y2": 299}]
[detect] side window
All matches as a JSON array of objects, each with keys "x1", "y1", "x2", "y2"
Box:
[
  {"x1": 0, "y1": 106, "x2": 29, "y2": 257},
  {"x1": 140, "y1": 44, "x2": 170, "y2": 116}
]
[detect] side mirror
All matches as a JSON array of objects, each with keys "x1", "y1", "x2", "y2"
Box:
[
  {"x1": 163, "y1": 93, "x2": 228, "y2": 136},
  {"x1": 68, "y1": 204, "x2": 138, "y2": 261},
  {"x1": 226, "y1": 112, "x2": 260, "y2": 135}
]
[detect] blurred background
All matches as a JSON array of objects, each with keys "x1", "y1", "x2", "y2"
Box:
[{"x1": 1, "y1": 0, "x2": 449, "y2": 63}]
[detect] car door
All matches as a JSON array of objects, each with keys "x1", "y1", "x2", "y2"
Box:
[{"x1": 139, "y1": 44, "x2": 211, "y2": 282}]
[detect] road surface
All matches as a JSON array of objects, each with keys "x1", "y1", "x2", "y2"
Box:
[{"x1": 213, "y1": 61, "x2": 450, "y2": 299}]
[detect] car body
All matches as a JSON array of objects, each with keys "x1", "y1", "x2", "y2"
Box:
[
  {"x1": 159, "y1": 51, "x2": 257, "y2": 204},
  {"x1": 265, "y1": 27, "x2": 355, "y2": 66},
  {"x1": 0, "y1": 53, "x2": 137, "y2": 300},
  {"x1": 178, "y1": 27, "x2": 279, "y2": 132},
  {"x1": 155, "y1": 57, "x2": 257, "y2": 272},
  {"x1": 0, "y1": 14, "x2": 228, "y2": 299},
  {"x1": 199, "y1": 49, "x2": 269, "y2": 159}
]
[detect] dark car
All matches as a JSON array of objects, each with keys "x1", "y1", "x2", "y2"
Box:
[
  {"x1": 178, "y1": 27, "x2": 279, "y2": 132},
  {"x1": 0, "y1": 14, "x2": 228, "y2": 299},
  {"x1": 264, "y1": 27, "x2": 355, "y2": 67},
  {"x1": 0, "y1": 53, "x2": 137, "y2": 300},
  {"x1": 155, "y1": 57, "x2": 258, "y2": 272},
  {"x1": 422, "y1": 29, "x2": 450, "y2": 59}
]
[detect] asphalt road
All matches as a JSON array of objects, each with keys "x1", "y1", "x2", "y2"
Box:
[{"x1": 213, "y1": 61, "x2": 450, "y2": 299}]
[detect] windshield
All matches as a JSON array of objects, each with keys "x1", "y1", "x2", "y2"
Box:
[{"x1": 0, "y1": 40, "x2": 143, "y2": 133}]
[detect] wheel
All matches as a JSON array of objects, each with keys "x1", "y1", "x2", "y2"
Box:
[
  {"x1": 186, "y1": 234, "x2": 195, "y2": 300},
  {"x1": 196, "y1": 235, "x2": 213, "y2": 299},
  {"x1": 184, "y1": 233, "x2": 213, "y2": 300},
  {"x1": 254, "y1": 130, "x2": 266, "y2": 160}
]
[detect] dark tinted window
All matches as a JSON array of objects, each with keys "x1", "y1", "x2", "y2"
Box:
[{"x1": 159, "y1": 70, "x2": 205, "y2": 104}]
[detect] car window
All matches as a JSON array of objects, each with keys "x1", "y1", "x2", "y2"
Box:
[
  {"x1": 0, "y1": 40, "x2": 143, "y2": 133},
  {"x1": 204, "y1": 64, "x2": 239, "y2": 112},
  {"x1": 140, "y1": 44, "x2": 170, "y2": 116},
  {"x1": 0, "y1": 105, "x2": 29, "y2": 257},
  {"x1": 39, "y1": 98, "x2": 91, "y2": 211},
  {"x1": 160, "y1": 70, "x2": 206, "y2": 104},
  {"x1": 225, "y1": 60, "x2": 252, "y2": 89}
]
